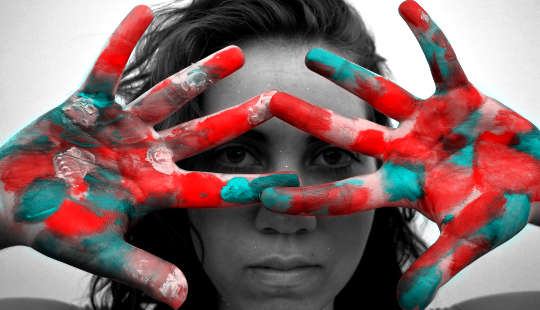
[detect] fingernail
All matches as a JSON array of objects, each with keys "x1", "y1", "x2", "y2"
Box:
[
  {"x1": 399, "y1": 0, "x2": 430, "y2": 30},
  {"x1": 160, "y1": 268, "x2": 188, "y2": 310}
]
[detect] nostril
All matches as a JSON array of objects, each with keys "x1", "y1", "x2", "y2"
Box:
[
  {"x1": 296, "y1": 228, "x2": 309, "y2": 235},
  {"x1": 261, "y1": 227, "x2": 279, "y2": 234}
]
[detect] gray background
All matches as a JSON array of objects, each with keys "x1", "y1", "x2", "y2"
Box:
[{"x1": 1, "y1": 0, "x2": 539, "y2": 308}]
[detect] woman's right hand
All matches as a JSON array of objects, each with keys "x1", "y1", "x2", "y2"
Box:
[{"x1": 0, "y1": 6, "x2": 297, "y2": 309}]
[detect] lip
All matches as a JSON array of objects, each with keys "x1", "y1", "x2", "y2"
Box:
[
  {"x1": 249, "y1": 256, "x2": 320, "y2": 270},
  {"x1": 247, "y1": 256, "x2": 323, "y2": 289}
]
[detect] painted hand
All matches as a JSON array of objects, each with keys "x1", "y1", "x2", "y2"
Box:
[
  {"x1": 0, "y1": 6, "x2": 297, "y2": 309},
  {"x1": 261, "y1": 1, "x2": 540, "y2": 309}
]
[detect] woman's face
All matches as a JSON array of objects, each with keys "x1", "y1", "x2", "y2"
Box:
[{"x1": 187, "y1": 40, "x2": 377, "y2": 310}]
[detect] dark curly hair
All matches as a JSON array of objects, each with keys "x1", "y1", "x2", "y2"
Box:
[{"x1": 89, "y1": 0, "x2": 426, "y2": 309}]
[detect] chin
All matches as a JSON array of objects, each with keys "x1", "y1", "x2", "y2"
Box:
[{"x1": 221, "y1": 297, "x2": 333, "y2": 310}]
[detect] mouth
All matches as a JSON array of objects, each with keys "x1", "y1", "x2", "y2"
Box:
[
  {"x1": 247, "y1": 256, "x2": 323, "y2": 288},
  {"x1": 250, "y1": 257, "x2": 320, "y2": 270}
]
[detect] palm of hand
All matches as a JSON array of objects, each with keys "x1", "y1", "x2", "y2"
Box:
[{"x1": 261, "y1": 1, "x2": 540, "y2": 309}]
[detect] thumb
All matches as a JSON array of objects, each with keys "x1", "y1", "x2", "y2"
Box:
[{"x1": 397, "y1": 192, "x2": 530, "y2": 309}]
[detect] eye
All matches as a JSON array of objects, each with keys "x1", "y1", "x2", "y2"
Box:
[
  {"x1": 311, "y1": 147, "x2": 356, "y2": 168},
  {"x1": 214, "y1": 145, "x2": 262, "y2": 168}
]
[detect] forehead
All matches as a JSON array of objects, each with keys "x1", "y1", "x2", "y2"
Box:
[{"x1": 203, "y1": 39, "x2": 369, "y2": 119}]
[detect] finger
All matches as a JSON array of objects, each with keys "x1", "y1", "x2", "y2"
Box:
[
  {"x1": 305, "y1": 48, "x2": 417, "y2": 121},
  {"x1": 83, "y1": 236, "x2": 187, "y2": 309},
  {"x1": 125, "y1": 169, "x2": 301, "y2": 213},
  {"x1": 397, "y1": 192, "x2": 530, "y2": 310},
  {"x1": 270, "y1": 92, "x2": 391, "y2": 159},
  {"x1": 126, "y1": 45, "x2": 245, "y2": 125},
  {"x1": 261, "y1": 160, "x2": 424, "y2": 215},
  {"x1": 160, "y1": 90, "x2": 276, "y2": 162},
  {"x1": 398, "y1": 0, "x2": 468, "y2": 91},
  {"x1": 81, "y1": 5, "x2": 153, "y2": 100}
]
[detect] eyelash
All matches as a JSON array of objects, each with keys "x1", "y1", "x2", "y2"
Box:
[
  {"x1": 210, "y1": 144, "x2": 360, "y2": 173},
  {"x1": 211, "y1": 144, "x2": 264, "y2": 173},
  {"x1": 309, "y1": 146, "x2": 360, "y2": 168}
]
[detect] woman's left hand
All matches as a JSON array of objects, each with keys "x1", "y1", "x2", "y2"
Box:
[{"x1": 260, "y1": 1, "x2": 540, "y2": 309}]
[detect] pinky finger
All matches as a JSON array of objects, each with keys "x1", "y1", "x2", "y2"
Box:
[{"x1": 86, "y1": 236, "x2": 187, "y2": 309}]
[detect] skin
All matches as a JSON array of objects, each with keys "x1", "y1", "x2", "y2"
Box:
[
  {"x1": 186, "y1": 40, "x2": 377, "y2": 310},
  {"x1": 260, "y1": 1, "x2": 540, "y2": 310},
  {"x1": 0, "y1": 6, "x2": 299, "y2": 309}
]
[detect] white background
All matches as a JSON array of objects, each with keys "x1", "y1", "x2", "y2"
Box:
[{"x1": 1, "y1": 0, "x2": 539, "y2": 308}]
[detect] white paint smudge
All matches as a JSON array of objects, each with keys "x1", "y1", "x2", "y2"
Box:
[
  {"x1": 170, "y1": 67, "x2": 211, "y2": 100},
  {"x1": 248, "y1": 90, "x2": 276, "y2": 125},
  {"x1": 421, "y1": 12, "x2": 430, "y2": 23},
  {"x1": 159, "y1": 268, "x2": 187, "y2": 300},
  {"x1": 62, "y1": 97, "x2": 99, "y2": 127},
  {"x1": 146, "y1": 145, "x2": 175, "y2": 175},
  {"x1": 53, "y1": 147, "x2": 95, "y2": 184}
]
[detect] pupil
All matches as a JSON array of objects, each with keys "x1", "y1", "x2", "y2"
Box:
[
  {"x1": 226, "y1": 148, "x2": 245, "y2": 163},
  {"x1": 323, "y1": 149, "x2": 342, "y2": 165}
]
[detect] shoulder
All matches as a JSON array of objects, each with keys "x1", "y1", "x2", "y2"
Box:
[
  {"x1": 432, "y1": 291, "x2": 540, "y2": 310},
  {"x1": 0, "y1": 298, "x2": 91, "y2": 310}
]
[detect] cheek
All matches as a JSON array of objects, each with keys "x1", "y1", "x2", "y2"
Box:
[
  {"x1": 321, "y1": 210, "x2": 375, "y2": 283},
  {"x1": 186, "y1": 207, "x2": 258, "y2": 284},
  {"x1": 187, "y1": 207, "x2": 252, "y2": 255}
]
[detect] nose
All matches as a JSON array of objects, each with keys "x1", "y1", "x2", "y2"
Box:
[
  {"x1": 253, "y1": 144, "x2": 319, "y2": 234},
  {"x1": 254, "y1": 205, "x2": 317, "y2": 235}
]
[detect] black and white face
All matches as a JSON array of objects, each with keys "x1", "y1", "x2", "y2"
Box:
[{"x1": 186, "y1": 40, "x2": 378, "y2": 310}]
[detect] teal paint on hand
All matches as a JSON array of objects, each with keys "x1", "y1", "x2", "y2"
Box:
[
  {"x1": 96, "y1": 167, "x2": 121, "y2": 182},
  {"x1": 60, "y1": 132, "x2": 98, "y2": 148},
  {"x1": 449, "y1": 144, "x2": 474, "y2": 167},
  {"x1": 199, "y1": 193, "x2": 207, "y2": 198},
  {"x1": 382, "y1": 162, "x2": 424, "y2": 202},
  {"x1": 442, "y1": 214, "x2": 454, "y2": 224},
  {"x1": 84, "y1": 169, "x2": 121, "y2": 186},
  {"x1": 474, "y1": 193, "x2": 530, "y2": 246},
  {"x1": 33, "y1": 135, "x2": 54, "y2": 147},
  {"x1": 80, "y1": 232, "x2": 130, "y2": 273},
  {"x1": 306, "y1": 48, "x2": 376, "y2": 82},
  {"x1": 514, "y1": 129, "x2": 540, "y2": 161},
  {"x1": 334, "y1": 179, "x2": 364, "y2": 187},
  {"x1": 417, "y1": 27, "x2": 451, "y2": 84},
  {"x1": 86, "y1": 187, "x2": 131, "y2": 213},
  {"x1": 15, "y1": 179, "x2": 68, "y2": 222},
  {"x1": 453, "y1": 110, "x2": 481, "y2": 143},
  {"x1": 260, "y1": 188, "x2": 293, "y2": 212},
  {"x1": 249, "y1": 174, "x2": 300, "y2": 193},
  {"x1": 221, "y1": 174, "x2": 300, "y2": 204},
  {"x1": 399, "y1": 265, "x2": 443, "y2": 310},
  {"x1": 77, "y1": 91, "x2": 113, "y2": 109},
  {"x1": 0, "y1": 134, "x2": 55, "y2": 161},
  {"x1": 221, "y1": 177, "x2": 258, "y2": 203}
]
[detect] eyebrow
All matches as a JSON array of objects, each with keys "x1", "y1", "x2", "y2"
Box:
[
  {"x1": 306, "y1": 135, "x2": 329, "y2": 146},
  {"x1": 233, "y1": 129, "x2": 330, "y2": 147},
  {"x1": 233, "y1": 129, "x2": 268, "y2": 143}
]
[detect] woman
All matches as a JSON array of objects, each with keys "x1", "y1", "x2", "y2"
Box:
[
  {"x1": 90, "y1": 1, "x2": 424, "y2": 309},
  {"x1": 0, "y1": 1, "x2": 538, "y2": 310}
]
